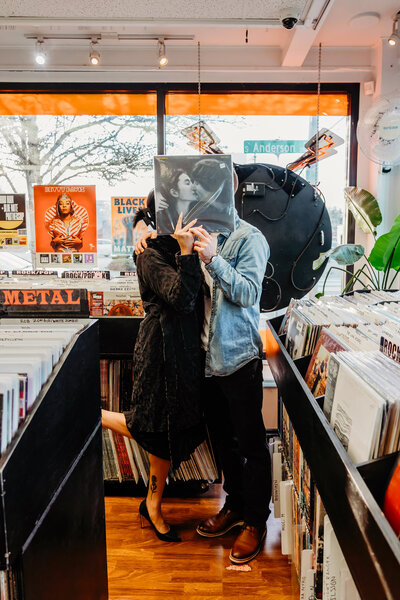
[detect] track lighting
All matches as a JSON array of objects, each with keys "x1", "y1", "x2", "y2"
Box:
[
  {"x1": 35, "y1": 38, "x2": 46, "y2": 65},
  {"x1": 388, "y1": 12, "x2": 400, "y2": 46},
  {"x1": 89, "y1": 39, "x2": 100, "y2": 65},
  {"x1": 158, "y1": 39, "x2": 168, "y2": 67}
]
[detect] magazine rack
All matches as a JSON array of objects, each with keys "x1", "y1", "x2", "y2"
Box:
[
  {"x1": 266, "y1": 317, "x2": 400, "y2": 600},
  {"x1": 0, "y1": 321, "x2": 108, "y2": 600}
]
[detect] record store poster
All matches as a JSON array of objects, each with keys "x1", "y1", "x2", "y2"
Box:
[
  {"x1": 154, "y1": 155, "x2": 235, "y2": 235},
  {"x1": 33, "y1": 185, "x2": 97, "y2": 268},
  {"x1": 0, "y1": 193, "x2": 27, "y2": 250},
  {"x1": 111, "y1": 195, "x2": 146, "y2": 256}
]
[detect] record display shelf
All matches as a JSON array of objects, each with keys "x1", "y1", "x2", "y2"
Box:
[
  {"x1": 265, "y1": 316, "x2": 400, "y2": 600},
  {"x1": 0, "y1": 320, "x2": 107, "y2": 600},
  {"x1": 97, "y1": 316, "x2": 213, "y2": 497}
]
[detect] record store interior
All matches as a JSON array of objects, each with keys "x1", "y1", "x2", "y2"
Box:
[{"x1": 1, "y1": 1, "x2": 400, "y2": 599}]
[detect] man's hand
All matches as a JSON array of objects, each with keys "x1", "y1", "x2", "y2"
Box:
[
  {"x1": 191, "y1": 226, "x2": 217, "y2": 264},
  {"x1": 134, "y1": 231, "x2": 157, "y2": 255},
  {"x1": 172, "y1": 213, "x2": 197, "y2": 255}
]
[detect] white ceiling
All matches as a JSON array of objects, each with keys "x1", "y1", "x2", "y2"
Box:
[{"x1": 0, "y1": 0, "x2": 399, "y2": 80}]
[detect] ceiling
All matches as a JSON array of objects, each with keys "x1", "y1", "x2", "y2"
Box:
[{"x1": 0, "y1": 0, "x2": 399, "y2": 79}]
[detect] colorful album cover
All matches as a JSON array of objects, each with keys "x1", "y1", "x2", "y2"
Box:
[
  {"x1": 33, "y1": 185, "x2": 97, "y2": 267},
  {"x1": 0, "y1": 194, "x2": 27, "y2": 249},
  {"x1": 111, "y1": 196, "x2": 146, "y2": 256},
  {"x1": 304, "y1": 328, "x2": 347, "y2": 397},
  {"x1": 154, "y1": 155, "x2": 235, "y2": 235}
]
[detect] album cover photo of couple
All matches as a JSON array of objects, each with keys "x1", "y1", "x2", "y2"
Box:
[{"x1": 154, "y1": 155, "x2": 235, "y2": 235}]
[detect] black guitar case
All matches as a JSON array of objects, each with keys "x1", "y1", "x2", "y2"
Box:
[{"x1": 234, "y1": 163, "x2": 332, "y2": 312}]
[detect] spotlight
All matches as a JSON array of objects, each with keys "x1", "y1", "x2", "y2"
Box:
[
  {"x1": 389, "y1": 12, "x2": 400, "y2": 46},
  {"x1": 35, "y1": 38, "x2": 46, "y2": 65},
  {"x1": 89, "y1": 39, "x2": 100, "y2": 65},
  {"x1": 158, "y1": 39, "x2": 168, "y2": 67}
]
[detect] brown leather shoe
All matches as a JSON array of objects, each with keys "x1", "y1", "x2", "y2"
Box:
[
  {"x1": 196, "y1": 505, "x2": 244, "y2": 538},
  {"x1": 229, "y1": 524, "x2": 267, "y2": 564}
]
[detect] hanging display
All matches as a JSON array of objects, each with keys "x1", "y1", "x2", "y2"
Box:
[
  {"x1": 33, "y1": 185, "x2": 97, "y2": 267},
  {"x1": 0, "y1": 193, "x2": 27, "y2": 249},
  {"x1": 111, "y1": 196, "x2": 146, "y2": 256}
]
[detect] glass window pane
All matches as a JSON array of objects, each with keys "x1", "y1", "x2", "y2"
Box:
[
  {"x1": 0, "y1": 93, "x2": 157, "y2": 272},
  {"x1": 166, "y1": 91, "x2": 351, "y2": 298}
]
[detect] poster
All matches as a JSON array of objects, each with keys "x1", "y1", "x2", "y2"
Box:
[
  {"x1": 111, "y1": 196, "x2": 146, "y2": 256},
  {"x1": 0, "y1": 194, "x2": 27, "y2": 249},
  {"x1": 153, "y1": 155, "x2": 235, "y2": 235},
  {"x1": 33, "y1": 185, "x2": 97, "y2": 267}
]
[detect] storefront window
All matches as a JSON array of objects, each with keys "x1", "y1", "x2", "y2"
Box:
[
  {"x1": 166, "y1": 92, "x2": 351, "y2": 296},
  {"x1": 0, "y1": 93, "x2": 157, "y2": 270}
]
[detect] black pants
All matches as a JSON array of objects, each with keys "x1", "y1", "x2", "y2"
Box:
[{"x1": 203, "y1": 357, "x2": 272, "y2": 528}]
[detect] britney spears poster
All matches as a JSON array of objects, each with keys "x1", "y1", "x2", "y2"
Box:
[{"x1": 34, "y1": 185, "x2": 97, "y2": 267}]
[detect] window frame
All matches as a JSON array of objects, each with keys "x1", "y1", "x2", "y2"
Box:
[{"x1": 0, "y1": 81, "x2": 359, "y2": 248}]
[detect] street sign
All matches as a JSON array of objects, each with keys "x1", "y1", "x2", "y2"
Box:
[{"x1": 244, "y1": 140, "x2": 307, "y2": 155}]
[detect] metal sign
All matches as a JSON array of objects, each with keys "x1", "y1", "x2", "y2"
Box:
[{"x1": 244, "y1": 140, "x2": 307, "y2": 155}]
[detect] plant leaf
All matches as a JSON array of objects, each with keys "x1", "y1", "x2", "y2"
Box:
[
  {"x1": 313, "y1": 244, "x2": 364, "y2": 270},
  {"x1": 368, "y1": 214, "x2": 400, "y2": 271},
  {"x1": 344, "y1": 187, "x2": 382, "y2": 236}
]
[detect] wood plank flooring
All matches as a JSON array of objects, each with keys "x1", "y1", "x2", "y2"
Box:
[{"x1": 105, "y1": 485, "x2": 299, "y2": 599}]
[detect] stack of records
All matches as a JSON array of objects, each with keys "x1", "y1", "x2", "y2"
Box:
[{"x1": 0, "y1": 318, "x2": 88, "y2": 457}]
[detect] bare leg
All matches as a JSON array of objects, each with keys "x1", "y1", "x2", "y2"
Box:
[
  {"x1": 101, "y1": 409, "x2": 132, "y2": 438},
  {"x1": 146, "y1": 453, "x2": 171, "y2": 534},
  {"x1": 102, "y1": 411, "x2": 171, "y2": 533}
]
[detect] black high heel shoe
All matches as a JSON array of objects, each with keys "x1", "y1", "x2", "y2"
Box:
[{"x1": 139, "y1": 499, "x2": 181, "y2": 542}]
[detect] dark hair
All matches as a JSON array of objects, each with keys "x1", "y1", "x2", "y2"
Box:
[
  {"x1": 56, "y1": 193, "x2": 74, "y2": 217},
  {"x1": 133, "y1": 189, "x2": 156, "y2": 229},
  {"x1": 191, "y1": 158, "x2": 227, "y2": 192},
  {"x1": 158, "y1": 168, "x2": 188, "y2": 201}
]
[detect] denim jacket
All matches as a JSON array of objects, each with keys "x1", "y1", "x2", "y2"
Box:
[{"x1": 204, "y1": 216, "x2": 269, "y2": 377}]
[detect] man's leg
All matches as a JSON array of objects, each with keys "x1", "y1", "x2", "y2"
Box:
[
  {"x1": 197, "y1": 375, "x2": 245, "y2": 536},
  {"x1": 217, "y1": 358, "x2": 271, "y2": 527}
]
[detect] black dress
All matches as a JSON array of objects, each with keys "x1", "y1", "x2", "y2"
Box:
[{"x1": 124, "y1": 236, "x2": 205, "y2": 467}]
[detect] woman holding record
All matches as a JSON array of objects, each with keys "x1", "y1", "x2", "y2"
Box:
[{"x1": 102, "y1": 190, "x2": 205, "y2": 542}]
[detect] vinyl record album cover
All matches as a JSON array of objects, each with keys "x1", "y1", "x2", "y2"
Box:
[
  {"x1": 34, "y1": 185, "x2": 97, "y2": 267},
  {"x1": 154, "y1": 155, "x2": 235, "y2": 235},
  {"x1": 0, "y1": 194, "x2": 27, "y2": 250}
]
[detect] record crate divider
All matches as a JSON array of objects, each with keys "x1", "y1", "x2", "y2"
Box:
[
  {"x1": 0, "y1": 320, "x2": 108, "y2": 600},
  {"x1": 98, "y1": 316, "x2": 214, "y2": 497},
  {"x1": 266, "y1": 316, "x2": 400, "y2": 600}
]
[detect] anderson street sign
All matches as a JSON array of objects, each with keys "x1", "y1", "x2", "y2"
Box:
[{"x1": 244, "y1": 140, "x2": 307, "y2": 155}]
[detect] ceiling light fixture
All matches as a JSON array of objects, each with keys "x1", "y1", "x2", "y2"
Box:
[
  {"x1": 388, "y1": 12, "x2": 400, "y2": 46},
  {"x1": 158, "y1": 39, "x2": 168, "y2": 67},
  {"x1": 89, "y1": 38, "x2": 100, "y2": 65},
  {"x1": 35, "y1": 37, "x2": 46, "y2": 65}
]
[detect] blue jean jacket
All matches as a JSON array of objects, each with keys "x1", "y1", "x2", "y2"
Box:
[{"x1": 204, "y1": 217, "x2": 269, "y2": 377}]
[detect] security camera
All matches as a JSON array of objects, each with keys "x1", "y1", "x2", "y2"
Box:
[{"x1": 280, "y1": 8, "x2": 299, "y2": 30}]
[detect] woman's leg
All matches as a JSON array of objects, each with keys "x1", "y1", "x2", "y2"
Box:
[
  {"x1": 101, "y1": 409, "x2": 132, "y2": 438},
  {"x1": 102, "y1": 410, "x2": 171, "y2": 533},
  {"x1": 146, "y1": 453, "x2": 171, "y2": 534}
]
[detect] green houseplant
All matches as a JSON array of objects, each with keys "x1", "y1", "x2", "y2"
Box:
[{"x1": 314, "y1": 187, "x2": 400, "y2": 297}]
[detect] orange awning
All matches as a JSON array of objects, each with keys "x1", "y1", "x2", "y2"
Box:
[
  {"x1": 166, "y1": 92, "x2": 349, "y2": 116},
  {"x1": 0, "y1": 93, "x2": 157, "y2": 115}
]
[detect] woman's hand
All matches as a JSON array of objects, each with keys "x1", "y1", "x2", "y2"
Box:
[
  {"x1": 135, "y1": 231, "x2": 157, "y2": 255},
  {"x1": 173, "y1": 213, "x2": 197, "y2": 255},
  {"x1": 62, "y1": 236, "x2": 83, "y2": 249},
  {"x1": 190, "y1": 226, "x2": 217, "y2": 264},
  {"x1": 51, "y1": 235, "x2": 65, "y2": 245}
]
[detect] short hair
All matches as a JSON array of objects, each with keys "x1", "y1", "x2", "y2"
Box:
[{"x1": 191, "y1": 159, "x2": 227, "y2": 192}]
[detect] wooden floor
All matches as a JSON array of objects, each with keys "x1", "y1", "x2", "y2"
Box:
[{"x1": 105, "y1": 485, "x2": 299, "y2": 599}]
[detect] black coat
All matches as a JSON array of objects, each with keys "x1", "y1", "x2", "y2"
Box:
[{"x1": 126, "y1": 236, "x2": 204, "y2": 451}]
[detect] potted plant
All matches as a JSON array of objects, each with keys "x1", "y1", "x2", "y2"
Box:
[{"x1": 313, "y1": 187, "x2": 400, "y2": 297}]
